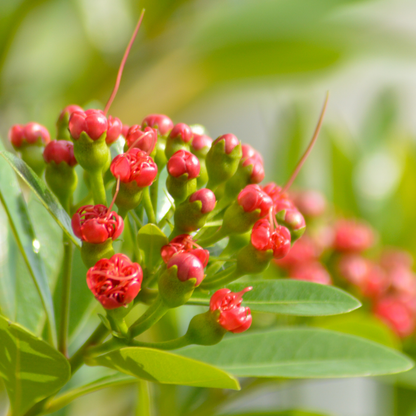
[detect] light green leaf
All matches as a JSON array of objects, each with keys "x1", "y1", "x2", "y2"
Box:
[
  {"x1": 0, "y1": 316, "x2": 70, "y2": 416},
  {"x1": 86, "y1": 347, "x2": 240, "y2": 390},
  {"x1": 43, "y1": 374, "x2": 136, "y2": 414},
  {"x1": 0, "y1": 153, "x2": 56, "y2": 343},
  {"x1": 180, "y1": 328, "x2": 413, "y2": 378},
  {"x1": 0, "y1": 151, "x2": 80, "y2": 247},
  {"x1": 218, "y1": 411, "x2": 332, "y2": 416},
  {"x1": 191, "y1": 280, "x2": 360, "y2": 316},
  {"x1": 137, "y1": 224, "x2": 168, "y2": 272}
]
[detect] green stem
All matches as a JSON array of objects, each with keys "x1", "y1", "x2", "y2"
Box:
[
  {"x1": 129, "y1": 296, "x2": 169, "y2": 338},
  {"x1": 158, "y1": 206, "x2": 174, "y2": 229},
  {"x1": 57, "y1": 234, "x2": 73, "y2": 357},
  {"x1": 130, "y1": 334, "x2": 190, "y2": 350},
  {"x1": 137, "y1": 380, "x2": 152, "y2": 416},
  {"x1": 142, "y1": 186, "x2": 156, "y2": 224},
  {"x1": 150, "y1": 174, "x2": 159, "y2": 215},
  {"x1": 88, "y1": 170, "x2": 107, "y2": 205},
  {"x1": 69, "y1": 323, "x2": 109, "y2": 374},
  {"x1": 200, "y1": 266, "x2": 239, "y2": 290},
  {"x1": 196, "y1": 227, "x2": 228, "y2": 247}
]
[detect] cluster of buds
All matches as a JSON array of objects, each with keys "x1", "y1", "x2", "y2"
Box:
[{"x1": 274, "y1": 189, "x2": 416, "y2": 338}]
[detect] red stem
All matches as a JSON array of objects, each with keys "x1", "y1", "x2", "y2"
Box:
[
  {"x1": 104, "y1": 9, "x2": 145, "y2": 116},
  {"x1": 281, "y1": 92, "x2": 329, "y2": 193}
]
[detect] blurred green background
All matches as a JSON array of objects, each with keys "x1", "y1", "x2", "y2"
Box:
[{"x1": 2, "y1": 0, "x2": 416, "y2": 415}]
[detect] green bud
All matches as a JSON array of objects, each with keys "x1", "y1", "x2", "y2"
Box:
[
  {"x1": 185, "y1": 311, "x2": 226, "y2": 346},
  {"x1": 81, "y1": 239, "x2": 115, "y2": 269}
]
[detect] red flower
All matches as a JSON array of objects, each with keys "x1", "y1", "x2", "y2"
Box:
[
  {"x1": 69, "y1": 109, "x2": 108, "y2": 141},
  {"x1": 251, "y1": 219, "x2": 291, "y2": 259},
  {"x1": 333, "y1": 219, "x2": 375, "y2": 252},
  {"x1": 189, "y1": 188, "x2": 216, "y2": 214},
  {"x1": 237, "y1": 184, "x2": 273, "y2": 218},
  {"x1": 210, "y1": 287, "x2": 252, "y2": 333},
  {"x1": 169, "y1": 123, "x2": 193, "y2": 143},
  {"x1": 191, "y1": 134, "x2": 212, "y2": 153},
  {"x1": 43, "y1": 140, "x2": 77, "y2": 167},
  {"x1": 106, "y1": 115, "x2": 123, "y2": 144},
  {"x1": 167, "y1": 252, "x2": 205, "y2": 286},
  {"x1": 167, "y1": 150, "x2": 200, "y2": 179},
  {"x1": 161, "y1": 234, "x2": 209, "y2": 267},
  {"x1": 87, "y1": 253, "x2": 143, "y2": 309},
  {"x1": 110, "y1": 148, "x2": 158, "y2": 187},
  {"x1": 58, "y1": 104, "x2": 83, "y2": 121},
  {"x1": 72, "y1": 204, "x2": 124, "y2": 244},
  {"x1": 9, "y1": 122, "x2": 50, "y2": 148},
  {"x1": 125, "y1": 125, "x2": 157, "y2": 153},
  {"x1": 141, "y1": 114, "x2": 173, "y2": 136},
  {"x1": 213, "y1": 133, "x2": 239, "y2": 154}
]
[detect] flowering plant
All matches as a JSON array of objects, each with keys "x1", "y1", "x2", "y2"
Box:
[{"x1": 0, "y1": 11, "x2": 413, "y2": 416}]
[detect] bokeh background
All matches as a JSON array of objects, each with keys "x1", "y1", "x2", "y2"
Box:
[{"x1": 2, "y1": 0, "x2": 416, "y2": 415}]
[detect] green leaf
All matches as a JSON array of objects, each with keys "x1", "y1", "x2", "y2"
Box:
[
  {"x1": 0, "y1": 316, "x2": 71, "y2": 416},
  {"x1": 44, "y1": 374, "x2": 136, "y2": 414},
  {"x1": 180, "y1": 328, "x2": 413, "y2": 378},
  {"x1": 315, "y1": 311, "x2": 401, "y2": 350},
  {"x1": 0, "y1": 151, "x2": 80, "y2": 247},
  {"x1": 0, "y1": 153, "x2": 56, "y2": 343},
  {"x1": 86, "y1": 347, "x2": 240, "y2": 390},
  {"x1": 137, "y1": 224, "x2": 168, "y2": 272},
  {"x1": 191, "y1": 280, "x2": 360, "y2": 316}
]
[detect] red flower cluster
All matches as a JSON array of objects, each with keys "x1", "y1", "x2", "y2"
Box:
[
  {"x1": 9, "y1": 122, "x2": 50, "y2": 148},
  {"x1": 210, "y1": 287, "x2": 253, "y2": 333},
  {"x1": 43, "y1": 140, "x2": 77, "y2": 167},
  {"x1": 87, "y1": 253, "x2": 142, "y2": 309}
]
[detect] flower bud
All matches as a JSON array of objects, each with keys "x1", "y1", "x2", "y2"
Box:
[
  {"x1": 57, "y1": 105, "x2": 83, "y2": 140},
  {"x1": 206, "y1": 133, "x2": 242, "y2": 190},
  {"x1": 161, "y1": 234, "x2": 209, "y2": 266},
  {"x1": 165, "y1": 123, "x2": 193, "y2": 159},
  {"x1": 121, "y1": 124, "x2": 130, "y2": 138},
  {"x1": 43, "y1": 140, "x2": 77, "y2": 167},
  {"x1": 72, "y1": 204, "x2": 124, "y2": 244},
  {"x1": 9, "y1": 122, "x2": 50, "y2": 148},
  {"x1": 111, "y1": 149, "x2": 158, "y2": 187},
  {"x1": 242, "y1": 155, "x2": 265, "y2": 184},
  {"x1": 167, "y1": 253, "x2": 205, "y2": 286},
  {"x1": 86, "y1": 253, "x2": 143, "y2": 309},
  {"x1": 333, "y1": 219, "x2": 374, "y2": 252},
  {"x1": 374, "y1": 296, "x2": 415, "y2": 338},
  {"x1": 290, "y1": 262, "x2": 332, "y2": 285},
  {"x1": 106, "y1": 115, "x2": 123, "y2": 145},
  {"x1": 167, "y1": 150, "x2": 200, "y2": 179},
  {"x1": 125, "y1": 125, "x2": 157, "y2": 155},
  {"x1": 209, "y1": 287, "x2": 252, "y2": 333},
  {"x1": 142, "y1": 114, "x2": 173, "y2": 136},
  {"x1": 173, "y1": 189, "x2": 216, "y2": 234},
  {"x1": 43, "y1": 140, "x2": 78, "y2": 206},
  {"x1": 251, "y1": 219, "x2": 291, "y2": 259},
  {"x1": 191, "y1": 134, "x2": 212, "y2": 157},
  {"x1": 69, "y1": 109, "x2": 108, "y2": 141},
  {"x1": 237, "y1": 185, "x2": 273, "y2": 218}
]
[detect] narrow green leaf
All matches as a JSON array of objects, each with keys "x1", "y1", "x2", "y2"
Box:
[
  {"x1": 0, "y1": 151, "x2": 80, "y2": 247},
  {"x1": 180, "y1": 328, "x2": 413, "y2": 378},
  {"x1": 0, "y1": 155, "x2": 56, "y2": 343},
  {"x1": 217, "y1": 411, "x2": 331, "y2": 416},
  {"x1": 137, "y1": 224, "x2": 168, "y2": 271},
  {"x1": 191, "y1": 280, "x2": 361, "y2": 316},
  {"x1": 44, "y1": 374, "x2": 136, "y2": 414},
  {"x1": 0, "y1": 316, "x2": 71, "y2": 416},
  {"x1": 86, "y1": 347, "x2": 240, "y2": 390}
]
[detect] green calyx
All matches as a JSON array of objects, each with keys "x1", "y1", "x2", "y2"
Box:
[
  {"x1": 166, "y1": 175, "x2": 197, "y2": 204},
  {"x1": 222, "y1": 202, "x2": 262, "y2": 235},
  {"x1": 165, "y1": 137, "x2": 190, "y2": 160},
  {"x1": 56, "y1": 112, "x2": 72, "y2": 141},
  {"x1": 81, "y1": 239, "x2": 115, "y2": 269},
  {"x1": 236, "y1": 244, "x2": 273, "y2": 275},
  {"x1": 114, "y1": 181, "x2": 143, "y2": 216},
  {"x1": 206, "y1": 140, "x2": 242, "y2": 191},
  {"x1": 158, "y1": 266, "x2": 197, "y2": 308},
  {"x1": 19, "y1": 144, "x2": 46, "y2": 177},
  {"x1": 72, "y1": 131, "x2": 110, "y2": 173},
  {"x1": 185, "y1": 310, "x2": 226, "y2": 346},
  {"x1": 45, "y1": 161, "x2": 77, "y2": 209},
  {"x1": 172, "y1": 198, "x2": 212, "y2": 235}
]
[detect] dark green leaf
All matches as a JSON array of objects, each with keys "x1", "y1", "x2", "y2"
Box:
[
  {"x1": 0, "y1": 316, "x2": 70, "y2": 416},
  {"x1": 191, "y1": 280, "x2": 360, "y2": 316},
  {"x1": 0, "y1": 151, "x2": 80, "y2": 247},
  {"x1": 137, "y1": 224, "x2": 168, "y2": 272},
  {"x1": 86, "y1": 347, "x2": 240, "y2": 390},
  {"x1": 180, "y1": 328, "x2": 413, "y2": 378},
  {"x1": 0, "y1": 153, "x2": 56, "y2": 343}
]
